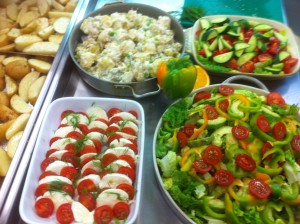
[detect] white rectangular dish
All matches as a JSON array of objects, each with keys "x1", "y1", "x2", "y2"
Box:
[{"x1": 19, "y1": 97, "x2": 145, "y2": 224}]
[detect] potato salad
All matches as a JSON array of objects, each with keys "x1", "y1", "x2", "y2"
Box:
[{"x1": 75, "y1": 10, "x2": 182, "y2": 83}]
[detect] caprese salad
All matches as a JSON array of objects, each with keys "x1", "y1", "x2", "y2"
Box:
[{"x1": 34, "y1": 105, "x2": 139, "y2": 224}]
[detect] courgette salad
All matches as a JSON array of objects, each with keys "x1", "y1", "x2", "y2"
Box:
[
  {"x1": 156, "y1": 85, "x2": 300, "y2": 224},
  {"x1": 194, "y1": 17, "x2": 298, "y2": 74}
]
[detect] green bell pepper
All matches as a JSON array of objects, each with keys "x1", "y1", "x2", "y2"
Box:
[
  {"x1": 224, "y1": 193, "x2": 241, "y2": 224},
  {"x1": 203, "y1": 196, "x2": 226, "y2": 220},
  {"x1": 281, "y1": 182, "x2": 299, "y2": 201},
  {"x1": 261, "y1": 202, "x2": 294, "y2": 224},
  {"x1": 256, "y1": 165, "x2": 283, "y2": 177}
]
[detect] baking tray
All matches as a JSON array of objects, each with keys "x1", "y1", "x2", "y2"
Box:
[
  {"x1": 1, "y1": 0, "x2": 300, "y2": 223},
  {"x1": 20, "y1": 97, "x2": 145, "y2": 224}
]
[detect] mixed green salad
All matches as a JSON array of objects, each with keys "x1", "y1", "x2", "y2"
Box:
[
  {"x1": 155, "y1": 85, "x2": 300, "y2": 223},
  {"x1": 194, "y1": 16, "x2": 299, "y2": 75}
]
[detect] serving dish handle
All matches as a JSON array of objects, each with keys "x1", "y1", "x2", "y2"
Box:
[
  {"x1": 113, "y1": 83, "x2": 161, "y2": 98},
  {"x1": 184, "y1": 28, "x2": 193, "y2": 54},
  {"x1": 223, "y1": 75, "x2": 269, "y2": 91}
]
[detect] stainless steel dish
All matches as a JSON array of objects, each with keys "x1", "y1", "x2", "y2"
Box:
[
  {"x1": 68, "y1": 2, "x2": 185, "y2": 98},
  {"x1": 152, "y1": 76, "x2": 300, "y2": 223}
]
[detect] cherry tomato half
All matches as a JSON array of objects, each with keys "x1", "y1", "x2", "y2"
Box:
[
  {"x1": 107, "y1": 108, "x2": 122, "y2": 118},
  {"x1": 261, "y1": 141, "x2": 273, "y2": 160},
  {"x1": 113, "y1": 202, "x2": 130, "y2": 220},
  {"x1": 214, "y1": 169, "x2": 234, "y2": 186},
  {"x1": 78, "y1": 193, "x2": 96, "y2": 211},
  {"x1": 194, "y1": 91, "x2": 211, "y2": 102},
  {"x1": 56, "y1": 203, "x2": 74, "y2": 224},
  {"x1": 248, "y1": 179, "x2": 271, "y2": 199},
  {"x1": 94, "y1": 205, "x2": 114, "y2": 224},
  {"x1": 77, "y1": 179, "x2": 98, "y2": 195},
  {"x1": 232, "y1": 125, "x2": 250, "y2": 140},
  {"x1": 257, "y1": 114, "x2": 271, "y2": 132},
  {"x1": 266, "y1": 92, "x2": 286, "y2": 108},
  {"x1": 218, "y1": 85, "x2": 234, "y2": 96},
  {"x1": 101, "y1": 153, "x2": 118, "y2": 167},
  {"x1": 291, "y1": 135, "x2": 300, "y2": 152},
  {"x1": 177, "y1": 131, "x2": 188, "y2": 148},
  {"x1": 35, "y1": 197, "x2": 54, "y2": 218},
  {"x1": 183, "y1": 124, "x2": 196, "y2": 138},
  {"x1": 235, "y1": 154, "x2": 256, "y2": 172},
  {"x1": 203, "y1": 145, "x2": 223, "y2": 166},
  {"x1": 192, "y1": 159, "x2": 212, "y2": 174},
  {"x1": 273, "y1": 121, "x2": 287, "y2": 140},
  {"x1": 117, "y1": 166, "x2": 136, "y2": 182},
  {"x1": 219, "y1": 99, "x2": 229, "y2": 112},
  {"x1": 117, "y1": 183, "x2": 135, "y2": 200},
  {"x1": 205, "y1": 105, "x2": 219, "y2": 120}
]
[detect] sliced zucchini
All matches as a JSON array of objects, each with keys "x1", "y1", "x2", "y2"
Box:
[
  {"x1": 202, "y1": 29, "x2": 219, "y2": 41},
  {"x1": 253, "y1": 24, "x2": 273, "y2": 32},
  {"x1": 237, "y1": 52, "x2": 257, "y2": 66},
  {"x1": 245, "y1": 35, "x2": 257, "y2": 53},
  {"x1": 199, "y1": 18, "x2": 212, "y2": 30},
  {"x1": 211, "y1": 16, "x2": 230, "y2": 25},
  {"x1": 213, "y1": 51, "x2": 234, "y2": 63}
]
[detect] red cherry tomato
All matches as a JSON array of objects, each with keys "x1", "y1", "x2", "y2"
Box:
[
  {"x1": 273, "y1": 121, "x2": 287, "y2": 140},
  {"x1": 107, "y1": 108, "x2": 122, "y2": 118},
  {"x1": 232, "y1": 125, "x2": 250, "y2": 140},
  {"x1": 128, "y1": 110, "x2": 138, "y2": 118},
  {"x1": 240, "y1": 61, "x2": 255, "y2": 73},
  {"x1": 61, "y1": 152, "x2": 79, "y2": 168},
  {"x1": 235, "y1": 154, "x2": 256, "y2": 172},
  {"x1": 177, "y1": 131, "x2": 188, "y2": 148},
  {"x1": 218, "y1": 85, "x2": 234, "y2": 96},
  {"x1": 38, "y1": 171, "x2": 56, "y2": 180},
  {"x1": 49, "y1": 136, "x2": 61, "y2": 146},
  {"x1": 66, "y1": 131, "x2": 84, "y2": 140},
  {"x1": 119, "y1": 154, "x2": 135, "y2": 169},
  {"x1": 78, "y1": 193, "x2": 96, "y2": 211},
  {"x1": 35, "y1": 183, "x2": 49, "y2": 197},
  {"x1": 124, "y1": 143, "x2": 138, "y2": 154},
  {"x1": 261, "y1": 141, "x2": 273, "y2": 160},
  {"x1": 94, "y1": 205, "x2": 114, "y2": 224},
  {"x1": 117, "y1": 183, "x2": 135, "y2": 200},
  {"x1": 80, "y1": 145, "x2": 98, "y2": 156},
  {"x1": 62, "y1": 184, "x2": 75, "y2": 198},
  {"x1": 61, "y1": 110, "x2": 74, "y2": 120},
  {"x1": 205, "y1": 105, "x2": 219, "y2": 120},
  {"x1": 214, "y1": 169, "x2": 234, "y2": 186},
  {"x1": 101, "y1": 153, "x2": 118, "y2": 167},
  {"x1": 106, "y1": 126, "x2": 119, "y2": 136},
  {"x1": 266, "y1": 92, "x2": 286, "y2": 108},
  {"x1": 87, "y1": 127, "x2": 106, "y2": 134},
  {"x1": 120, "y1": 127, "x2": 136, "y2": 136},
  {"x1": 192, "y1": 159, "x2": 212, "y2": 174},
  {"x1": 117, "y1": 166, "x2": 136, "y2": 182},
  {"x1": 77, "y1": 179, "x2": 98, "y2": 195},
  {"x1": 257, "y1": 53, "x2": 273, "y2": 62},
  {"x1": 35, "y1": 197, "x2": 54, "y2": 218},
  {"x1": 56, "y1": 203, "x2": 74, "y2": 224},
  {"x1": 40, "y1": 157, "x2": 58, "y2": 171},
  {"x1": 194, "y1": 91, "x2": 211, "y2": 102},
  {"x1": 291, "y1": 135, "x2": 300, "y2": 152},
  {"x1": 113, "y1": 202, "x2": 130, "y2": 220},
  {"x1": 60, "y1": 166, "x2": 78, "y2": 182},
  {"x1": 248, "y1": 179, "x2": 271, "y2": 199},
  {"x1": 183, "y1": 124, "x2": 196, "y2": 137},
  {"x1": 257, "y1": 114, "x2": 271, "y2": 132},
  {"x1": 219, "y1": 99, "x2": 230, "y2": 112},
  {"x1": 203, "y1": 145, "x2": 223, "y2": 165}
]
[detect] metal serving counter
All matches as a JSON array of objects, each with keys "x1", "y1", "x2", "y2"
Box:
[{"x1": 1, "y1": 0, "x2": 300, "y2": 223}]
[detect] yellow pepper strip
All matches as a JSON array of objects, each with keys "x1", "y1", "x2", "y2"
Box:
[
  {"x1": 189, "y1": 109, "x2": 208, "y2": 140},
  {"x1": 282, "y1": 195, "x2": 300, "y2": 205},
  {"x1": 239, "y1": 140, "x2": 248, "y2": 150},
  {"x1": 202, "y1": 177, "x2": 215, "y2": 184},
  {"x1": 227, "y1": 178, "x2": 244, "y2": 200},
  {"x1": 215, "y1": 97, "x2": 230, "y2": 119},
  {"x1": 180, "y1": 146, "x2": 205, "y2": 167},
  {"x1": 254, "y1": 172, "x2": 271, "y2": 182}
]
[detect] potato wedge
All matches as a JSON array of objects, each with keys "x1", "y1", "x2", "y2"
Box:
[
  {"x1": 35, "y1": 17, "x2": 49, "y2": 32},
  {"x1": 0, "y1": 17, "x2": 15, "y2": 30},
  {"x1": 0, "y1": 43, "x2": 16, "y2": 51},
  {"x1": 2, "y1": 56, "x2": 27, "y2": 66},
  {"x1": 0, "y1": 104, "x2": 19, "y2": 122},
  {"x1": 5, "y1": 75, "x2": 18, "y2": 97},
  {"x1": 37, "y1": 0, "x2": 50, "y2": 16},
  {"x1": 53, "y1": 17, "x2": 70, "y2": 34},
  {"x1": 0, "y1": 92, "x2": 10, "y2": 106},
  {"x1": 48, "y1": 34, "x2": 63, "y2": 44},
  {"x1": 65, "y1": 0, "x2": 78, "y2": 12},
  {"x1": 0, "y1": 34, "x2": 9, "y2": 47},
  {"x1": 6, "y1": 3, "x2": 18, "y2": 21},
  {"x1": 0, "y1": 77, "x2": 4, "y2": 91},
  {"x1": 19, "y1": 71, "x2": 40, "y2": 101},
  {"x1": 23, "y1": 41, "x2": 59, "y2": 55},
  {"x1": 0, "y1": 64, "x2": 4, "y2": 77},
  {"x1": 21, "y1": 20, "x2": 37, "y2": 34},
  {"x1": 7, "y1": 28, "x2": 21, "y2": 40},
  {"x1": 16, "y1": 5, "x2": 28, "y2": 25},
  {"x1": 0, "y1": 119, "x2": 15, "y2": 142},
  {"x1": 0, "y1": 146, "x2": 11, "y2": 176},
  {"x1": 15, "y1": 34, "x2": 43, "y2": 51},
  {"x1": 28, "y1": 75, "x2": 46, "y2": 105},
  {"x1": 10, "y1": 94, "x2": 33, "y2": 114},
  {"x1": 6, "y1": 113, "x2": 30, "y2": 140},
  {"x1": 5, "y1": 59, "x2": 31, "y2": 80},
  {"x1": 7, "y1": 131, "x2": 23, "y2": 159},
  {"x1": 19, "y1": 10, "x2": 40, "y2": 27},
  {"x1": 38, "y1": 25, "x2": 55, "y2": 40},
  {"x1": 48, "y1": 11, "x2": 72, "y2": 18},
  {"x1": 28, "y1": 58, "x2": 51, "y2": 73}
]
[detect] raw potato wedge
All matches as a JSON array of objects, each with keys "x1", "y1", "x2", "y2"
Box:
[
  {"x1": 49, "y1": 34, "x2": 63, "y2": 44},
  {"x1": 0, "y1": 119, "x2": 15, "y2": 142},
  {"x1": 23, "y1": 41, "x2": 59, "y2": 55},
  {"x1": 7, "y1": 28, "x2": 21, "y2": 40},
  {"x1": 0, "y1": 77, "x2": 4, "y2": 90},
  {"x1": 6, "y1": 113, "x2": 30, "y2": 140},
  {"x1": 7, "y1": 131, "x2": 23, "y2": 159},
  {"x1": 0, "y1": 34, "x2": 9, "y2": 47},
  {"x1": 5, "y1": 59, "x2": 31, "y2": 80},
  {"x1": 0, "y1": 43, "x2": 15, "y2": 52},
  {"x1": 21, "y1": 20, "x2": 37, "y2": 34},
  {"x1": 48, "y1": 11, "x2": 72, "y2": 18},
  {"x1": 0, "y1": 104, "x2": 19, "y2": 122},
  {"x1": 53, "y1": 17, "x2": 70, "y2": 34},
  {"x1": 28, "y1": 59, "x2": 51, "y2": 73},
  {"x1": 2, "y1": 56, "x2": 27, "y2": 66},
  {"x1": 0, "y1": 146, "x2": 11, "y2": 176},
  {"x1": 0, "y1": 91, "x2": 10, "y2": 106},
  {"x1": 18, "y1": 71, "x2": 40, "y2": 101},
  {"x1": 5, "y1": 75, "x2": 18, "y2": 97},
  {"x1": 6, "y1": 3, "x2": 18, "y2": 21},
  {"x1": 28, "y1": 75, "x2": 46, "y2": 105},
  {"x1": 19, "y1": 11, "x2": 40, "y2": 27},
  {"x1": 15, "y1": 34, "x2": 43, "y2": 51},
  {"x1": 35, "y1": 17, "x2": 49, "y2": 32},
  {"x1": 38, "y1": 25, "x2": 55, "y2": 40},
  {"x1": 10, "y1": 94, "x2": 33, "y2": 114},
  {"x1": 37, "y1": 0, "x2": 50, "y2": 16}
]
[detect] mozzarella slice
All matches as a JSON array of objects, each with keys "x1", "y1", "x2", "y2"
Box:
[
  {"x1": 86, "y1": 132, "x2": 108, "y2": 144},
  {"x1": 86, "y1": 106, "x2": 108, "y2": 121},
  {"x1": 99, "y1": 173, "x2": 132, "y2": 189},
  {"x1": 110, "y1": 112, "x2": 137, "y2": 123},
  {"x1": 122, "y1": 120, "x2": 139, "y2": 133},
  {"x1": 50, "y1": 138, "x2": 76, "y2": 150},
  {"x1": 81, "y1": 160, "x2": 102, "y2": 174},
  {"x1": 104, "y1": 146, "x2": 136, "y2": 158},
  {"x1": 42, "y1": 191, "x2": 73, "y2": 211},
  {"x1": 96, "y1": 189, "x2": 129, "y2": 207},
  {"x1": 115, "y1": 131, "x2": 136, "y2": 140},
  {"x1": 109, "y1": 138, "x2": 132, "y2": 148},
  {"x1": 72, "y1": 201, "x2": 94, "y2": 224},
  {"x1": 80, "y1": 152, "x2": 97, "y2": 161},
  {"x1": 39, "y1": 175, "x2": 72, "y2": 185},
  {"x1": 61, "y1": 113, "x2": 89, "y2": 126},
  {"x1": 107, "y1": 159, "x2": 130, "y2": 172},
  {"x1": 45, "y1": 160, "x2": 73, "y2": 174},
  {"x1": 88, "y1": 120, "x2": 108, "y2": 131},
  {"x1": 48, "y1": 150, "x2": 68, "y2": 159},
  {"x1": 54, "y1": 126, "x2": 82, "y2": 138},
  {"x1": 77, "y1": 174, "x2": 101, "y2": 187}
]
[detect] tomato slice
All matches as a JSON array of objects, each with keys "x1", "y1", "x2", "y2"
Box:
[
  {"x1": 101, "y1": 153, "x2": 118, "y2": 167},
  {"x1": 40, "y1": 157, "x2": 58, "y2": 171},
  {"x1": 80, "y1": 156, "x2": 95, "y2": 168},
  {"x1": 117, "y1": 166, "x2": 136, "y2": 182},
  {"x1": 106, "y1": 126, "x2": 119, "y2": 136},
  {"x1": 177, "y1": 131, "x2": 188, "y2": 148},
  {"x1": 82, "y1": 168, "x2": 98, "y2": 177},
  {"x1": 38, "y1": 171, "x2": 56, "y2": 180},
  {"x1": 92, "y1": 139, "x2": 103, "y2": 153},
  {"x1": 257, "y1": 114, "x2": 271, "y2": 132},
  {"x1": 183, "y1": 124, "x2": 196, "y2": 137},
  {"x1": 249, "y1": 179, "x2": 271, "y2": 199},
  {"x1": 128, "y1": 110, "x2": 138, "y2": 118},
  {"x1": 235, "y1": 154, "x2": 256, "y2": 172},
  {"x1": 118, "y1": 154, "x2": 136, "y2": 169},
  {"x1": 66, "y1": 131, "x2": 84, "y2": 140},
  {"x1": 64, "y1": 143, "x2": 76, "y2": 154},
  {"x1": 273, "y1": 121, "x2": 287, "y2": 140},
  {"x1": 77, "y1": 179, "x2": 98, "y2": 195},
  {"x1": 87, "y1": 127, "x2": 106, "y2": 134},
  {"x1": 124, "y1": 143, "x2": 138, "y2": 154},
  {"x1": 78, "y1": 124, "x2": 89, "y2": 135},
  {"x1": 94, "y1": 205, "x2": 114, "y2": 224},
  {"x1": 205, "y1": 105, "x2": 219, "y2": 120},
  {"x1": 194, "y1": 91, "x2": 211, "y2": 102},
  {"x1": 267, "y1": 42, "x2": 280, "y2": 55},
  {"x1": 120, "y1": 127, "x2": 136, "y2": 136},
  {"x1": 49, "y1": 136, "x2": 61, "y2": 146},
  {"x1": 291, "y1": 135, "x2": 300, "y2": 152},
  {"x1": 192, "y1": 159, "x2": 212, "y2": 174},
  {"x1": 232, "y1": 125, "x2": 250, "y2": 140},
  {"x1": 219, "y1": 99, "x2": 229, "y2": 112},
  {"x1": 80, "y1": 145, "x2": 98, "y2": 156},
  {"x1": 56, "y1": 203, "x2": 74, "y2": 224},
  {"x1": 113, "y1": 202, "x2": 130, "y2": 220},
  {"x1": 35, "y1": 183, "x2": 49, "y2": 197},
  {"x1": 109, "y1": 116, "x2": 123, "y2": 125},
  {"x1": 214, "y1": 169, "x2": 234, "y2": 186},
  {"x1": 35, "y1": 197, "x2": 54, "y2": 218},
  {"x1": 257, "y1": 53, "x2": 272, "y2": 62},
  {"x1": 266, "y1": 92, "x2": 286, "y2": 108},
  {"x1": 240, "y1": 61, "x2": 255, "y2": 73},
  {"x1": 107, "y1": 134, "x2": 123, "y2": 145},
  {"x1": 117, "y1": 183, "x2": 135, "y2": 200},
  {"x1": 203, "y1": 145, "x2": 223, "y2": 165},
  {"x1": 61, "y1": 110, "x2": 74, "y2": 120},
  {"x1": 218, "y1": 85, "x2": 234, "y2": 96},
  {"x1": 62, "y1": 184, "x2": 75, "y2": 198},
  {"x1": 61, "y1": 152, "x2": 79, "y2": 168},
  {"x1": 45, "y1": 149, "x2": 58, "y2": 157},
  {"x1": 107, "y1": 108, "x2": 122, "y2": 118},
  {"x1": 225, "y1": 58, "x2": 239, "y2": 69},
  {"x1": 60, "y1": 166, "x2": 78, "y2": 182},
  {"x1": 78, "y1": 193, "x2": 96, "y2": 211}
]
